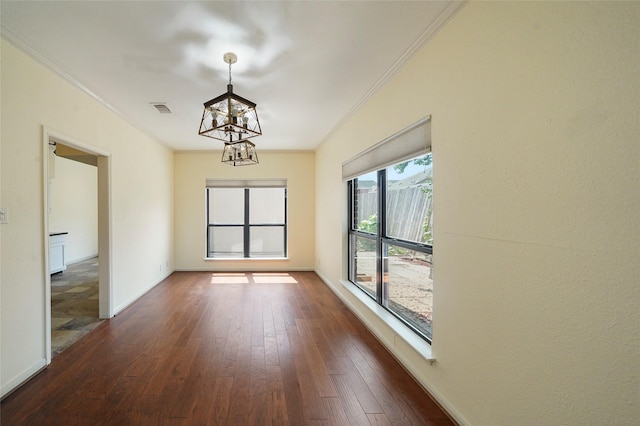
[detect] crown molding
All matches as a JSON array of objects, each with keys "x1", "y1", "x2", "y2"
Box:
[
  {"x1": 1, "y1": 26, "x2": 171, "y2": 150},
  {"x1": 316, "y1": 1, "x2": 468, "y2": 149}
]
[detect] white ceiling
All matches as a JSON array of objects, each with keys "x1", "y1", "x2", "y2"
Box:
[{"x1": 1, "y1": 1, "x2": 463, "y2": 151}]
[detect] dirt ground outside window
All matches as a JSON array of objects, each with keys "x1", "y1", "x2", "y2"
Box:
[{"x1": 355, "y1": 252, "x2": 432, "y2": 337}]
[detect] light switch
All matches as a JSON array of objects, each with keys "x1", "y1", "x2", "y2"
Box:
[{"x1": 0, "y1": 207, "x2": 8, "y2": 224}]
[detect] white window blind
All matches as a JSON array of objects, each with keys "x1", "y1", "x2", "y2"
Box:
[
  {"x1": 342, "y1": 117, "x2": 431, "y2": 181},
  {"x1": 206, "y1": 178, "x2": 287, "y2": 188}
]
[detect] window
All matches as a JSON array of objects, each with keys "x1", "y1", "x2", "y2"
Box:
[
  {"x1": 206, "y1": 179, "x2": 287, "y2": 258},
  {"x1": 345, "y1": 118, "x2": 432, "y2": 342}
]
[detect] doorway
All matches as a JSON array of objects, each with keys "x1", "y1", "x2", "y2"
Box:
[{"x1": 43, "y1": 128, "x2": 112, "y2": 364}]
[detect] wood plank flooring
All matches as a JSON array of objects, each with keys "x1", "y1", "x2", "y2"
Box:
[{"x1": 1, "y1": 271, "x2": 453, "y2": 425}]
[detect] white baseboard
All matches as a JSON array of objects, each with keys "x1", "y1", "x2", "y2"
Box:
[
  {"x1": 112, "y1": 270, "x2": 173, "y2": 316},
  {"x1": 66, "y1": 253, "x2": 99, "y2": 265},
  {"x1": 1, "y1": 357, "x2": 47, "y2": 400}
]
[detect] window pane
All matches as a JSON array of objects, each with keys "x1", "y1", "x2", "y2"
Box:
[
  {"x1": 353, "y1": 171, "x2": 378, "y2": 233},
  {"x1": 385, "y1": 154, "x2": 433, "y2": 245},
  {"x1": 353, "y1": 234, "x2": 377, "y2": 298},
  {"x1": 208, "y1": 226, "x2": 243, "y2": 258},
  {"x1": 209, "y1": 188, "x2": 244, "y2": 224},
  {"x1": 250, "y1": 188, "x2": 285, "y2": 224},
  {"x1": 249, "y1": 226, "x2": 285, "y2": 257},
  {"x1": 384, "y1": 244, "x2": 432, "y2": 339}
]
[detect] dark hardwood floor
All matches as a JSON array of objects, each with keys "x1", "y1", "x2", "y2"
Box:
[{"x1": 1, "y1": 271, "x2": 452, "y2": 425}]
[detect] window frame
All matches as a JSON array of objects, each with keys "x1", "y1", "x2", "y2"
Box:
[
  {"x1": 206, "y1": 186, "x2": 287, "y2": 259},
  {"x1": 348, "y1": 156, "x2": 433, "y2": 343}
]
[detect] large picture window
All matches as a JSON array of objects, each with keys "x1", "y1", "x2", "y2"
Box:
[
  {"x1": 345, "y1": 118, "x2": 433, "y2": 342},
  {"x1": 206, "y1": 179, "x2": 287, "y2": 258}
]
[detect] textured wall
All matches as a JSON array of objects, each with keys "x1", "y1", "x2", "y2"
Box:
[{"x1": 315, "y1": 2, "x2": 639, "y2": 424}]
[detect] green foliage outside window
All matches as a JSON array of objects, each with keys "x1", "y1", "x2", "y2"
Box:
[
  {"x1": 392, "y1": 154, "x2": 432, "y2": 174},
  {"x1": 357, "y1": 214, "x2": 377, "y2": 251},
  {"x1": 422, "y1": 183, "x2": 433, "y2": 245}
]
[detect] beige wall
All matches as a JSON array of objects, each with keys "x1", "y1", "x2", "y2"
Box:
[
  {"x1": 315, "y1": 2, "x2": 639, "y2": 425},
  {"x1": 174, "y1": 151, "x2": 315, "y2": 271},
  {"x1": 49, "y1": 156, "x2": 98, "y2": 263},
  {"x1": 0, "y1": 40, "x2": 174, "y2": 397}
]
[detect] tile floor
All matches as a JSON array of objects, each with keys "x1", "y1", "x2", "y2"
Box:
[{"x1": 51, "y1": 257, "x2": 103, "y2": 358}]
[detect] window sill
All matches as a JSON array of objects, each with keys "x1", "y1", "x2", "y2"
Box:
[
  {"x1": 338, "y1": 279, "x2": 434, "y2": 363},
  {"x1": 204, "y1": 257, "x2": 289, "y2": 261}
]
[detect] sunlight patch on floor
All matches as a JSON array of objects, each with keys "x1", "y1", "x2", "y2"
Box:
[
  {"x1": 253, "y1": 274, "x2": 298, "y2": 284},
  {"x1": 210, "y1": 274, "x2": 250, "y2": 284},
  {"x1": 209, "y1": 272, "x2": 298, "y2": 284}
]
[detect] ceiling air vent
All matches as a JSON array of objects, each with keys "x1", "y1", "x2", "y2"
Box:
[{"x1": 151, "y1": 103, "x2": 172, "y2": 114}]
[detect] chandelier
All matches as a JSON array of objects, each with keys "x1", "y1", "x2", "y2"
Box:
[
  {"x1": 222, "y1": 139, "x2": 258, "y2": 166},
  {"x1": 198, "y1": 52, "x2": 261, "y2": 166}
]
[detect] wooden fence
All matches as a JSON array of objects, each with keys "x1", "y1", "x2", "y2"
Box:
[{"x1": 357, "y1": 186, "x2": 432, "y2": 243}]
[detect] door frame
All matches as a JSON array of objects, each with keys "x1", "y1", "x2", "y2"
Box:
[{"x1": 42, "y1": 126, "x2": 113, "y2": 364}]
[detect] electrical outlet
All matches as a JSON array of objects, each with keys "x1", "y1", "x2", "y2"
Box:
[{"x1": 0, "y1": 207, "x2": 8, "y2": 224}]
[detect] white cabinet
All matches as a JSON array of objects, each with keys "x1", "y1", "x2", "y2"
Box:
[{"x1": 49, "y1": 232, "x2": 67, "y2": 274}]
